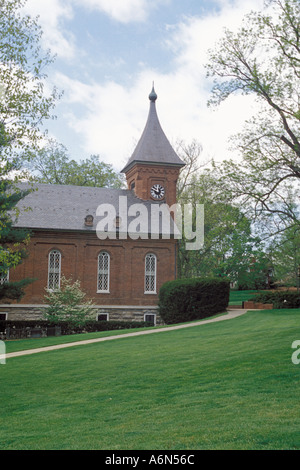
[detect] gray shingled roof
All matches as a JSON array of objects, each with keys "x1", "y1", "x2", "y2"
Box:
[
  {"x1": 121, "y1": 90, "x2": 185, "y2": 173},
  {"x1": 13, "y1": 183, "x2": 179, "y2": 237},
  {"x1": 12, "y1": 89, "x2": 184, "y2": 237}
]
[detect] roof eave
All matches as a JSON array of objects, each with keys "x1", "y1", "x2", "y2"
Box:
[{"x1": 121, "y1": 159, "x2": 185, "y2": 174}]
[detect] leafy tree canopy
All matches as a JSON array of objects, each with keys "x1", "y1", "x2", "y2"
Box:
[
  {"x1": 206, "y1": 0, "x2": 300, "y2": 230},
  {"x1": 27, "y1": 141, "x2": 125, "y2": 189},
  {"x1": 0, "y1": 0, "x2": 59, "y2": 175},
  {"x1": 0, "y1": 0, "x2": 60, "y2": 300},
  {"x1": 0, "y1": 180, "x2": 34, "y2": 301}
]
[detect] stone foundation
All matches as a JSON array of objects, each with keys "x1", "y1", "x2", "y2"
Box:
[{"x1": 0, "y1": 304, "x2": 161, "y2": 325}]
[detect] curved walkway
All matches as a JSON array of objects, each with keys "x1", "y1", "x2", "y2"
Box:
[{"x1": 5, "y1": 309, "x2": 248, "y2": 359}]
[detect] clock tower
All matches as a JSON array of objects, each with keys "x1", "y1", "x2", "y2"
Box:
[{"x1": 121, "y1": 86, "x2": 185, "y2": 207}]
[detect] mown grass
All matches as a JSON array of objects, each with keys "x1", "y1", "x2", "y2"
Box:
[
  {"x1": 1, "y1": 309, "x2": 300, "y2": 450},
  {"x1": 229, "y1": 289, "x2": 261, "y2": 305},
  {"x1": 4, "y1": 311, "x2": 229, "y2": 354},
  {"x1": 4, "y1": 326, "x2": 152, "y2": 354}
]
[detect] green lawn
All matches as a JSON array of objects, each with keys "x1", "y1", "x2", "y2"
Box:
[
  {"x1": 4, "y1": 326, "x2": 153, "y2": 354},
  {"x1": 229, "y1": 289, "x2": 261, "y2": 305},
  {"x1": 4, "y1": 311, "x2": 229, "y2": 354},
  {"x1": 1, "y1": 309, "x2": 300, "y2": 450}
]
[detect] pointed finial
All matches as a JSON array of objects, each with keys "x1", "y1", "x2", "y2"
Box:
[{"x1": 149, "y1": 82, "x2": 157, "y2": 102}]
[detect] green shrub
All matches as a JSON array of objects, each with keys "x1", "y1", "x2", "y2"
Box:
[
  {"x1": 159, "y1": 277, "x2": 230, "y2": 324},
  {"x1": 0, "y1": 320, "x2": 152, "y2": 337},
  {"x1": 0, "y1": 320, "x2": 49, "y2": 334},
  {"x1": 66, "y1": 320, "x2": 153, "y2": 334},
  {"x1": 44, "y1": 276, "x2": 95, "y2": 327},
  {"x1": 252, "y1": 291, "x2": 300, "y2": 309}
]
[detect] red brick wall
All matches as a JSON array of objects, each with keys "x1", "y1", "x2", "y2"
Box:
[
  {"x1": 9, "y1": 230, "x2": 177, "y2": 306},
  {"x1": 125, "y1": 164, "x2": 180, "y2": 208}
]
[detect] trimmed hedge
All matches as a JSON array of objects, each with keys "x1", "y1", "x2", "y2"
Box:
[
  {"x1": 159, "y1": 277, "x2": 230, "y2": 324},
  {"x1": 251, "y1": 291, "x2": 300, "y2": 309},
  {"x1": 0, "y1": 320, "x2": 153, "y2": 337}
]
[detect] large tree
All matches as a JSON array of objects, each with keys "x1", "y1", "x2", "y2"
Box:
[
  {"x1": 0, "y1": 181, "x2": 34, "y2": 301},
  {"x1": 177, "y1": 168, "x2": 270, "y2": 287},
  {"x1": 270, "y1": 225, "x2": 300, "y2": 286},
  {"x1": 206, "y1": 0, "x2": 300, "y2": 230},
  {"x1": 0, "y1": 0, "x2": 59, "y2": 301},
  {"x1": 0, "y1": 0, "x2": 58, "y2": 171},
  {"x1": 27, "y1": 141, "x2": 124, "y2": 189},
  {"x1": 175, "y1": 139, "x2": 207, "y2": 198}
]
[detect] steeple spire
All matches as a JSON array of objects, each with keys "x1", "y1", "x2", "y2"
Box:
[
  {"x1": 121, "y1": 85, "x2": 185, "y2": 173},
  {"x1": 149, "y1": 82, "x2": 157, "y2": 102}
]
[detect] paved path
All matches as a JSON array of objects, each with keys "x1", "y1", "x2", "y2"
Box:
[{"x1": 5, "y1": 309, "x2": 248, "y2": 359}]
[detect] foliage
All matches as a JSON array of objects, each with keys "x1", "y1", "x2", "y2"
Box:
[
  {"x1": 177, "y1": 167, "x2": 272, "y2": 285},
  {"x1": 0, "y1": 0, "x2": 60, "y2": 300},
  {"x1": 27, "y1": 141, "x2": 124, "y2": 188},
  {"x1": 0, "y1": 0, "x2": 59, "y2": 175},
  {"x1": 236, "y1": 252, "x2": 274, "y2": 290},
  {"x1": 206, "y1": 0, "x2": 300, "y2": 229},
  {"x1": 252, "y1": 290, "x2": 300, "y2": 308},
  {"x1": 44, "y1": 276, "x2": 95, "y2": 327},
  {"x1": 270, "y1": 226, "x2": 300, "y2": 286},
  {"x1": 0, "y1": 319, "x2": 153, "y2": 338},
  {"x1": 159, "y1": 277, "x2": 230, "y2": 324},
  {"x1": 229, "y1": 289, "x2": 262, "y2": 305},
  {"x1": 175, "y1": 139, "x2": 207, "y2": 198},
  {"x1": 0, "y1": 180, "x2": 34, "y2": 301}
]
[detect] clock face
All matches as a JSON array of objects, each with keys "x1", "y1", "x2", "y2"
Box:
[{"x1": 151, "y1": 184, "x2": 165, "y2": 200}]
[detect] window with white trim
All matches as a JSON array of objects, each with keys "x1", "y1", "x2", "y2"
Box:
[
  {"x1": 97, "y1": 251, "x2": 110, "y2": 293},
  {"x1": 48, "y1": 249, "x2": 61, "y2": 290},
  {"x1": 145, "y1": 253, "x2": 157, "y2": 293},
  {"x1": 144, "y1": 313, "x2": 156, "y2": 325},
  {"x1": 97, "y1": 313, "x2": 109, "y2": 321}
]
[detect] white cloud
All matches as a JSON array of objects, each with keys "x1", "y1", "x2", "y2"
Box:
[
  {"x1": 74, "y1": 0, "x2": 152, "y2": 23},
  {"x1": 54, "y1": 67, "x2": 257, "y2": 172},
  {"x1": 23, "y1": 0, "x2": 76, "y2": 59},
  {"x1": 165, "y1": 0, "x2": 265, "y2": 70},
  {"x1": 25, "y1": 0, "x2": 167, "y2": 31},
  {"x1": 51, "y1": 0, "x2": 265, "y2": 169},
  {"x1": 156, "y1": 0, "x2": 265, "y2": 161},
  {"x1": 55, "y1": 73, "x2": 153, "y2": 168},
  {"x1": 23, "y1": 0, "x2": 169, "y2": 60}
]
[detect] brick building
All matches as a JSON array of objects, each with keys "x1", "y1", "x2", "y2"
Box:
[{"x1": 0, "y1": 87, "x2": 185, "y2": 324}]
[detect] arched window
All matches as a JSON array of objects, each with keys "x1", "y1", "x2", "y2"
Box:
[
  {"x1": 145, "y1": 253, "x2": 157, "y2": 294},
  {"x1": 97, "y1": 251, "x2": 110, "y2": 293},
  {"x1": 48, "y1": 249, "x2": 61, "y2": 290}
]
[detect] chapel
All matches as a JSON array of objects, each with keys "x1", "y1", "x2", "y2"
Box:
[{"x1": 0, "y1": 86, "x2": 185, "y2": 325}]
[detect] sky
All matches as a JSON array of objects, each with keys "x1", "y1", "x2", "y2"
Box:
[{"x1": 22, "y1": 0, "x2": 266, "y2": 173}]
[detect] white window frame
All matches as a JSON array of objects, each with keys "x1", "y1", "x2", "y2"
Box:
[
  {"x1": 144, "y1": 253, "x2": 157, "y2": 294},
  {"x1": 47, "y1": 249, "x2": 61, "y2": 290},
  {"x1": 144, "y1": 313, "x2": 156, "y2": 326},
  {"x1": 97, "y1": 313, "x2": 109, "y2": 321},
  {"x1": 97, "y1": 251, "x2": 110, "y2": 293}
]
